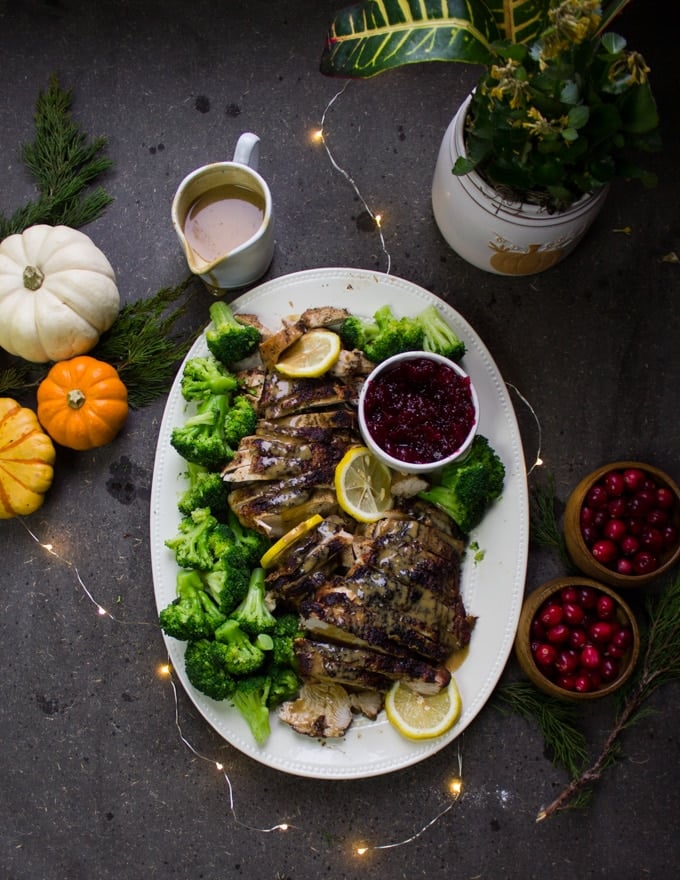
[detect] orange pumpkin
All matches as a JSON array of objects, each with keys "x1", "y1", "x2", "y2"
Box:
[
  {"x1": 37, "y1": 356, "x2": 129, "y2": 450},
  {"x1": 0, "y1": 397, "x2": 56, "y2": 518}
]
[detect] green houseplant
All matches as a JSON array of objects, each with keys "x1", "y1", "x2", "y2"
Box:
[{"x1": 320, "y1": 0, "x2": 660, "y2": 273}]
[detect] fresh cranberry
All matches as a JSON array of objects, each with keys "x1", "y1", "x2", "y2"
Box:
[
  {"x1": 596, "y1": 594, "x2": 616, "y2": 620},
  {"x1": 616, "y1": 558, "x2": 634, "y2": 575},
  {"x1": 633, "y1": 551, "x2": 659, "y2": 575},
  {"x1": 623, "y1": 468, "x2": 646, "y2": 492},
  {"x1": 608, "y1": 497, "x2": 628, "y2": 518},
  {"x1": 573, "y1": 674, "x2": 591, "y2": 693},
  {"x1": 611, "y1": 627, "x2": 633, "y2": 650},
  {"x1": 586, "y1": 484, "x2": 609, "y2": 508},
  {"x1": 539, "y1": 603, "x2": 563, "y2": 628},
  {"x1": 580, "y1": 507, "x2": 594, "y2": 528},
  {"x1": 589, "y1": 621, "x2": 614, "y2": 644},
  {"x1": 640, "y1": 526, "x2": 665, "y2": 554},
  {"x1": 655, "y1": 487, "x2": 675, "y2": 510},
  {"x1": 533, "y1": 643, "x2": 558, "y2": 667},
  {"x1": 627, "y1": 517, "x2": 645, "y2": 536},
  {"x1": 663, "y1": 524, "x2": 678, "y2": 549},
  {"x1": 530, "y1": 617, "x2": 546, "y2": 640},
  {"x1": 604, "y1": 519, "x2": 627, "y2": 543},
  {"x1": 555, "y1": 649, "x2": 579, "y2": 674},
  {"x1": 557, "y1": 674, "x2": 579, "y2": 691},
  {"x1": 581, "y1": 525, "x2": 599, "y2": 547},
  {"x1": 579, "y1": 587, "x2": 599, "y2": 609},
  {"x1": 603, "y1": 470, "x2": 625, "y2": 496},
  {"x1": 620, "y1": 534, "x2": 639, "y2": 557},
  {"x1": 628, "y1": 489, "x2": 655, "y2": 517},
  {"x1": 562, "y1": 602, "x2": 585, "y2": 626},
  {"x1": 600, "y1": 657, "x2": 621, "y2": 682},
  {"x1": 580, "y1": 645, "x2": 601, "y2": 669},
  {"x1": 560, "y1": 586, "x2": 579, "y2": 604},
  {"x1": 646, "y1": 508, "x2": 668, "y2": 529},
  {"x1": 546, "y1": 623, "x2": 571, "y2": 645},
  {"x1": 568, "y1": 627, "x2": 587, "y2": 649},
  {"x1": 591, "y1": 539, "x2": 618, "y2": 566}
]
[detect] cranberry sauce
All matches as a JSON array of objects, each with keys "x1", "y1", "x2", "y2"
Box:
[{"x1": 362, "y1": 357, "x2": 475, "y2": 464}]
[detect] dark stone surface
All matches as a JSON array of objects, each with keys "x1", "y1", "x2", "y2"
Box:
[{"x1": 1, "y1": 2, "x2": 678, "y2": 878}]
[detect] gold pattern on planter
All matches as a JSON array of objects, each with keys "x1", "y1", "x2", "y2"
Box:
[{"x1": 488, "y1": 237, "x2": 568, "y2": 275}]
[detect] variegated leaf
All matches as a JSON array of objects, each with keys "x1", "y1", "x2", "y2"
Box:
[{"x1": 320, "y1": 0, "x2": 501, "y2": 77}]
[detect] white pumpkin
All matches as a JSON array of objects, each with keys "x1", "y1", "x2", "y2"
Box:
[{"x1": 0, "y1": 224, "x2": 120, "y2": 363}]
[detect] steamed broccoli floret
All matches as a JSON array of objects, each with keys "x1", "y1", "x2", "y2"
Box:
[
  {"x1": 230, "y1": 674, "x2": 272, "y2": 745},
  {"x1": 270, "y1": 613, "x2": 304, "y2": 669},
  {"x1": 418, "y1": 435, "x2": 505, "y2": 534},
  {"x1": 200, "y1": 552, "x2": 251, "y2": 614},
  {"x1": 213, "y1": 618, "x2": 267, "y2": 676},
  {"x1": 177, "y1": 463, "x2": 231, "y2": 518},
  {"x1": 229, "y1": 567, "x2": 276, "y2": 637},
  {"x1": 197, "y1": 513, "x2": 270, "y2": 614},
  {"x1": 227, "y1": 509, "x2": 270, "y2": 567},
  {"x1": 339, "y1": 305, "x2": 424, "y2": 363},
  {"x1": 170, "y1": 393, "x2": 234, "y2": 469},
  {"x1": 338, "y1": 314, "x2": 378, "y2": 351},
  {"x1": 158, "y1": 570, "x2": 227, "y2": 641},
  {"x1": 206, "y1": 300, "x2": 261, "y2": 367},
  {"x1": 180, "y1": 355, "x2": 239, "y2": 401},
  {"x1": 267, "y1": 665, "x2": 301, "y2": 708},
  {"x1": 416, "y1": 305, "x2": 466, "y2": 362},
  {"x1": 165, "y1": 507, "x2": 231, "y2": 570},
  {"x1": 184, "y1": 638, "x2": 236, "y2": 701},
  {"x1": 222, "y1": 394, "x2": 258, "y2": 447}
]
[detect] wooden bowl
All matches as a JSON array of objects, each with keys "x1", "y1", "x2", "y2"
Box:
[
  {"x1": 563, "y1": 461, "x2": 680, "y2": 589},
  {"x1": 515, "y1": 577, "x2": 640, "y2": 701}
]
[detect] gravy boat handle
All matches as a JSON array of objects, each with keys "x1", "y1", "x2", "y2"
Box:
[{"x1": 232, "y1": 132, "x2": 260, "y2": 171}]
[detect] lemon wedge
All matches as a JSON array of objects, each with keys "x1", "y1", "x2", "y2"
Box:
[
  {"x1": 385, "y1": 677, "x2": 462, "y2": 740},
  {"x1": 274, "y1": 329, "x2": 341, "y2": 378},
  {"x1": 259, "y1": 514, "x2": 324, "y2": 569},
  {"x1": 334, "y1": 446, "x2": 393, "y2": 524}
]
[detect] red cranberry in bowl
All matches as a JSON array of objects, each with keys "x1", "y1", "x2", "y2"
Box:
[
  {"x1": 515, "y1": 577, "x2": 640, "y2": 701},
  {"x1": 564, "y1": 461, "x2": 680, "y2": 588}
]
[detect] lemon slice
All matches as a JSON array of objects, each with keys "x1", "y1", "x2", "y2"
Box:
[
  {"x1": 385, "y1": 677, "x2": 462, "y2": 740},
  {"x1": 259, "y1": 514, "x2": 324, "y2": 569},
  {"x1": 334, "y1": 446, "x2": 393, "y2": 524},
  {"x1": 275, "y1": 329, "x2": 342, "y2": 378}
]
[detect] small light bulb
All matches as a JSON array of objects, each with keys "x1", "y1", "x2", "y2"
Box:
[{"x1": 356, "y1": 846, "x2": 369, "y2": 856}]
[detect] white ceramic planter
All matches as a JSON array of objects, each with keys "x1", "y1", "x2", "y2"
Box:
[{"x1": 432, "y1": 95, "x2": 609, "y2": 276}]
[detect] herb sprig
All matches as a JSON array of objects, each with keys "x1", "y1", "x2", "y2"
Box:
[{"x1": 0, "y1": 74, "x2": 113, "y2": 238}]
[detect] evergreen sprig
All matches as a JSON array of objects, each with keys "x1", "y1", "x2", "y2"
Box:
[
  {"x1": 90, "y1": 275, "x2": 203, "y2": 408},
  {"x1": 529, "y1": 474, "x2": 573, "y2": 569},
  {"x1": 0, "y1": 74, "x2": 113, "y2": 238},
  {"x1": 494, "y1": 681, "x2": 588, "y2": 779}
]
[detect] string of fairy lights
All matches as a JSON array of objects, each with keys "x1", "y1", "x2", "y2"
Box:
[{"x1": 9, "y1": 83, "x2": 543, "y2": 856}]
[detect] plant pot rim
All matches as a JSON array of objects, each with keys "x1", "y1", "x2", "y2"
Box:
[{"x1": 447, "y1": 94, "x2": 609, "y2": 224}]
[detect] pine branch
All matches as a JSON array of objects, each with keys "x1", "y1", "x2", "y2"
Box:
[
  {"x1": 0, "y1": 74, "x2": 113, "y2": 238},
  {"x1": 529, "y1": 473, "x2": 573, "y2": 569},
  {"x1": 92, "y1": 275, "x2": 204, "y2": 407},
  {"x1": 494, "y1": 681, "x2": 588, "y2": 778},
  {"x1": 536, "y1": 571, "x2": 680, "y2": 821}
]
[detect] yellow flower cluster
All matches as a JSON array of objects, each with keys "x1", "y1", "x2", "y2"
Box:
[
  {"x1": 540, "y1": 0, "x2": 602, "y2": 61},
  {"x1": 520, "y1": 106, "x2": 570, "y2": 138},
  {"x1": 487, "y1": 59, "x2": 529, "y2": 109}
]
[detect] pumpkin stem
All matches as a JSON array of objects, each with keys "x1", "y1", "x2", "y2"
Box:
[
  {"x1": 23, "y1": 265, "x2": 45, "y2": 291},
  {"x1": 66, "y1": 389, "x2": 86, "y2": 410}
]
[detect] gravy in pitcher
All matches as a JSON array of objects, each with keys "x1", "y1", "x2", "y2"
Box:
[{"x1": 183, "y1": 183, "x2": 265, "y2": 263}]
